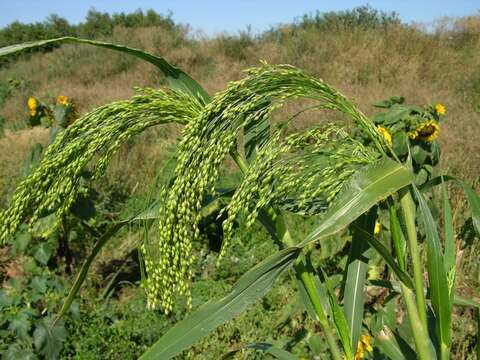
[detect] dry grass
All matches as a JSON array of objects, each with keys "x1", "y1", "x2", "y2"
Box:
[
  {"x1": 0, "y1": 18, "x2": 479, "y2": 199},
  {"x1": 0, "y1": 127, "x2": 49, "y2": 207}
]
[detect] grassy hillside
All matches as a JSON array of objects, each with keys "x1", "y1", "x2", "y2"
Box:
[
  {"x1": 0, "y1": 7, "x2": 479, "y2": 358},
  {"x1": 1, "y1": 12, "x2": 479, "y2": 201}
]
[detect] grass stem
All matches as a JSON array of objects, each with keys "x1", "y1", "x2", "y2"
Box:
[
  {"x1": 400, "y1": 189, "x2": 428, "y2": 330},
  {"x1": 400, "y1": 284, "x2": 435, "y2": 360},
  {"x1": 298, "y1": 262, "x2": 344, "y2": 360}
]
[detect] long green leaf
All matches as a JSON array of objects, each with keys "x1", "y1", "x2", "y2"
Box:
[
  {"x1": 462, "y1": 183, "x2": 480, "y2": 236},
  {"x1": 420, "y1": 175, "x2": 480, "y2": 235},
  {"x1": 442, "y1": 181, "x2": 455, "y2": 274},
  {"x1": 320, "y1": 267, "x2": 353, "y2": 359},
  {"x1": 140, "y1": 247, "x2": 300, "y2": 360},
  {"x1": 413, "y1": 185, "x2": 452, "y2": 349},
  {"x1": 300, "y1": 158, "x2": 413, "y2": 246},
  {"x1": 343, "y1": 211, "x2": 375, "y2": 353},
  {"x1": 0, "y1": 36, "x2": 211, "y2": 104}
]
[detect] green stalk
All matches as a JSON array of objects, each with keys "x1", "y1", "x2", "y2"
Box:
[
  {"x1": 277, "y1": 216, "x2": 343, "y2": 360},
  {"x1": 387, "y1": 198, "x2": 406, "y2": 271},
  {"x1": 53, "y1": 221, "x2": 125, "y2": 326},
  {"x1": 440, "y1": 343, "x2": 449, "y2": 360},
  {"x1": 400, "y1": 284, "x2": 435, "y2": 360},
  {"x1": 298, "y1": 262, "x2": 343, "y2": 360},
  {"x1": 399, "y1": 189, "x2": 428, "y2": 330},
  {"x1": 229, "y1": 148, "x2": 249, "y2": 174}
]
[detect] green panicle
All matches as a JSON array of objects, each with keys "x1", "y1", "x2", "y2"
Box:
[
  {"x1": 144, "y1": 64, "x2": 384, "y2": 312},
  {"x1": 219, "y1": 124, "x2": 378, "y2": 260},
  {"x1": 0, "y1": 88, "x2": 202, "y2": 245}
]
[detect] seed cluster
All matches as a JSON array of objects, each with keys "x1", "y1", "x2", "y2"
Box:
[
  {"x1": 219, "y1": 124, "x2": 377, "y2": 258},
  {"x1": 0, "y1": 88, "x2": 202, "y2": 244},
  {"x1": 143, "y1": 64, "x2": 384, "y2": 312}
]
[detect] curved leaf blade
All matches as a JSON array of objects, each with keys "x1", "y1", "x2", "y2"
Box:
[
  {"x1": 344, "y1": 262, "x2": 366, "y2": 355},
  {"x1": 53, "y1": 222, "x2": 125, "y2": 326},
  {"x1": 0, "y1": 36, "x2": 210, "y2": 104},
  {"x1": 420, "y1": 175, "x2": 479, "y2": 236},
  {"x1": 412, "y1": 185, "x2": 452, "y2": 348},
  {"x1": 343, "y1": 211, "x2": 375, "y2": 354},
  {"x1": 462, "y1": 183, "x2": 480, "y2": 235},
  {"x1": 320, "y1": 267, "x2": 353, "y2": 359},
  {"x1": 300, "y1": 158, "x2": 413, "y2": 246}
]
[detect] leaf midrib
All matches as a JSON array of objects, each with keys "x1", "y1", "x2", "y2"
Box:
[{"x1": 302, "y1": 160, "x2": 408, "y2": 245}]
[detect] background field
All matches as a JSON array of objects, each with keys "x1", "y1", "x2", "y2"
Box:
[{"x1": 0, "y1": 7, "x2": 479, "y2": 359}]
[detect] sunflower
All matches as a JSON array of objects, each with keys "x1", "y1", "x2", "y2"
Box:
[
  {"x1": 57, "y1": 95, "x2": 69, "y2": 105},
  {"x1": 435, "y1": 103, "x2": 446, "y2": 116},
  {"x1": 377, "y1": 126, "x2": 392, "y2": 147},
  {"x1": 353, "y1": 334, "x2": 374, "y2": 360},
  {"x1": 27, "y1": 97, "x2": 37, "y2": 117},
  {"x1": 409, "y1": 120, "x2": 440, "y2": 142}
]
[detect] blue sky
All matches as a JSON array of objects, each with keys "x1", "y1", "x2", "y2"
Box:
[{"x1": 0, "y1": 1, "x2": 478, "y2": 35}]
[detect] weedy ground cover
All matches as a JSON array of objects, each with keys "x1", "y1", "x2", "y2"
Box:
[{"x1": 0, "y1": 7, "x2": 479, "y2": 360}]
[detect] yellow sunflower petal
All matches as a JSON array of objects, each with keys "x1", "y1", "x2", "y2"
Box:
[
  {"x1": 360, "y1": 334, "x2": 373, "y2": 353},
  {"x1": 57, "y1": 95, "x2": 69, "y2": 105},
  {"x1": 27, "y1": 97, "x2": 37, "y2": 111},
  {"x1": 435, "y1": 103, "x2": 446, "y2": 116},
  {"x1": 354, "y1": 349, "x2": 365, "y2": 360},
  {"x1": 377, "y1": 126, "x2": 392, "y2": 147}
]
